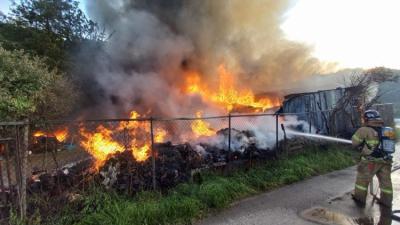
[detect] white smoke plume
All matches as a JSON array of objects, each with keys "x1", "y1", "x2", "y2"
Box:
[{"x1": 191, "y1": 114, "x2": 311, "y2": 152}]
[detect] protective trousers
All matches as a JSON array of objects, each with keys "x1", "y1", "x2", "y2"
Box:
[{"x1": 354, "y1": 160, "x2": 392, "y2": 207}]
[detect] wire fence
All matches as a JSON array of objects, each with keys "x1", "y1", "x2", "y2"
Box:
[{"x1": 0, "y1": 108, "x2": 366, "y2": 221}]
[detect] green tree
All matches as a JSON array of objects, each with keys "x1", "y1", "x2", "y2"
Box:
[
  {"x1": 0, "y1": 0, "x2": 105, "y2": 118},
  {"x1": 0, "y1": 46, "x2": 77, "y2": 121},
  {"x1": 0, "y1": 0, "x2": 104, "y2": 70},
  {"x1": 10, "y1": 0, "x2": 103, "y2": 42},
  {"x1": 0, "y1": 22, "x2": 65, "y2": 68}
]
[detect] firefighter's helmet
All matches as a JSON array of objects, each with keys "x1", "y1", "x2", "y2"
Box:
[{"x1": 364, "y1": 109, "x2": 381, "y2": 121}]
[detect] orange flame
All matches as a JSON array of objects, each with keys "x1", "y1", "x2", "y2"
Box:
[
  {"x1": 33, "y1": 128, "x2": 69, "y2": 142},
  {"x1": 79, "y1": 125, "x2": 124, "y2": 170},
  {"x1": 191, "y1": 111, "x2": 216, "y2": 138},
  {"x1": 79, "y1": 111, "x2": 156, "y2": 169},
  {"x1": 33, "y1": 131, "x2": 46, "y2": 137},
  {"x1": 186, "y1": 64, "x2": 281, "y2": 112},
  {"x1": 155, "y1": 128, "x2": 167, "y2": 143},
  {"x1": 132, "y1": 145, "x2": 150, "y2": 162},
  {"x1": 123, "y1": 111, "x2": 151, "y2": 162},
  {"x1": 54, "y1": 127, "x2": 68, "y2": 142}
]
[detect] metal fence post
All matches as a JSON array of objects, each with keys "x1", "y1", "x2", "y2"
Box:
[
  {"x1": 228, "y1": 114, "x2": 231, "y2": 153},
  {"x1": 15, "y1": 120, "x2": 28, "y2": 219},
  {"x1": 14, "y1": 126, "x2": 21, "y2": 217},
  {"x1": 44, "y1": 124, "x2": 49, "y2": 170},
  {"x1": 275, "y1": 114, "x2": 279, "y2": 153},
  {"x1": 150, "y1": 118, "x2": 156, "y2": 190},
  {"x1": 308, "y1": 112, "x2": 312, "y2": 133},
  {"x1": 5, "y1": 142, "x2": 11, "y2": 193},
  {"x1": 327, "y1": 110, "x2": 331, "y2": 135}
]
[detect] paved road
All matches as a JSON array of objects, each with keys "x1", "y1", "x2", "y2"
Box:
[{"x1": 197, "y1": 143, "x2": 400, "y2": 225}]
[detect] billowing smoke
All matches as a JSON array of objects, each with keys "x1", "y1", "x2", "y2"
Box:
[
  {"x1": 76, "y1": 0, "x2": 330, "y2": 118},
  {"x1": 194, "y1": 115, "x2": 311, "y2": 152}
]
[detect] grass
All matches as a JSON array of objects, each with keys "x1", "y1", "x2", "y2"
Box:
[{"x1": 41, "y1": 145, "x2": 357, "y2": 225}]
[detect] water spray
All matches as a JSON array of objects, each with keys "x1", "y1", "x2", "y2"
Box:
[{"x1": 284, "y1": 127, "x2": 352, "y2": 145}]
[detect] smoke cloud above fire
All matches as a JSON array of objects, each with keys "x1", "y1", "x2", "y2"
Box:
[{"x1": 81, "y1": 0, "x2": 330, "y2": 118}]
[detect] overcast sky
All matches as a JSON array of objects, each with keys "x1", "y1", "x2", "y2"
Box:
[
  {"x1": 0, "y1": 0, "x2": 12, "y2": 14},
  {"x1": 1, "y1": 0, "x2": 400, "y2": 70},
  {"x1": 282, "y1": 0, "x2": 400, "y2": 70}
]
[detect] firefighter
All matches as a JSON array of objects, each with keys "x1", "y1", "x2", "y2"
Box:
[{"x1": 351, "y1": 109, "x2": 393, "y2": 208}]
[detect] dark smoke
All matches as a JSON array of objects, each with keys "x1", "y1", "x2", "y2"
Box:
[{"x1": 75, "y1": 0, "x2": 330, "y2": 118}]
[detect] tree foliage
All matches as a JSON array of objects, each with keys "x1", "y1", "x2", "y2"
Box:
[
  {"x1": 0, "y1": 0, "x2": 105, "y2": 120},
  {"x1": 326, "y1": 67, "x2": 398, "y2": 134},
  {"x1": 348, "y1": 67, "x2": 398, "y2": 108},
  {"x1": 0, "y1": 0, "x2": 104, "y2": 70},
  {"x1": 0, "y1": 46, "x2": 77, "y2": 121},
  {"x1": 0, "y1": 22, "x2": 65, "y2": 68},
  {"x1": 10, "y1": 0, "x2": 104, "y2": 42}
]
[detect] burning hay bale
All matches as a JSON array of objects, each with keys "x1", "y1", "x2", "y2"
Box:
[
  {"x1": 97, "y1": 142, "x2": 203, "y2": 193},
  {"x1": 195, "y1": 128, "x2": 275, "y2": 163},
  {"x1": 156, "y1": 144, "x2": 184, "y2": 189},
  {"x1": 98, "y1": 150, "x2": 153, "y2": 192},
  {"x1": 195, "y1": 144, "x2": 228, "y2": 164}
]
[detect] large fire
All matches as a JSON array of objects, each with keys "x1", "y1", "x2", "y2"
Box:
[
  {"x1": 78, "y1": 111, "x2": 168, "y2": 169},
  {"x1": 185, "y1": 65, "x2": 281, "y2": 112},
  {"x1": 78, "y1": 110, "x2": 218, "y2": 169},
  {"x1": 78, "y1": 110, "x2": 217, "y2": 169},
  {"x1": 33, "y1": 65, "x2": 282, "y2": 171}
]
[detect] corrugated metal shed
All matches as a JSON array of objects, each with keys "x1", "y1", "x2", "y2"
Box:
[
  {"x1": 371, "y1": 103, "x2": 395, "y2": 127},
  {"x1": 281, "y1": 87, "x2": 360, "y2": 138}
]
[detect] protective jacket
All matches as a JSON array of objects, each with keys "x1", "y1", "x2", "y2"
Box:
[{"x1": 352, "y1": 126, "x2": 381, "y2": 157}]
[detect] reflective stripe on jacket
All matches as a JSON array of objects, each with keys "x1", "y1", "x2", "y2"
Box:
[{"x1": 352, "y1": 126, "x2": 380, "y2": 156}]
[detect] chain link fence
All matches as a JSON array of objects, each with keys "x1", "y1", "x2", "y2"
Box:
[{"x1": 0, "y1": 107, "x2": 368, "y2": 221}]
